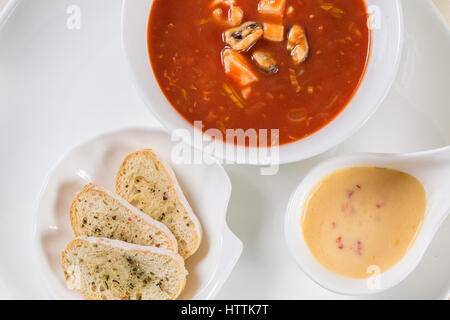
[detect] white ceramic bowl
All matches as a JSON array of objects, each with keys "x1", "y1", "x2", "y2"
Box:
[
  {"x1": 34, "y1": 128, "x2": 243, "y2": 299},
  {"x1": 122, "y1": 0, "x2": 403, "y2": 164},
  {"x1": 285, "y1": 147, "x2": 450, "y2": 295}
]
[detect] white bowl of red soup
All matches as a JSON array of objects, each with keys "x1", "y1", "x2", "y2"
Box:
[{"x1": 122, "y1": 0, "x2": 403, "y2": 164}]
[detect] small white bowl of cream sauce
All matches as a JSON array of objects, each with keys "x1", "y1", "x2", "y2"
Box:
[{"x1": 285, "y1": 146, "x2": 450, "y2": 295}]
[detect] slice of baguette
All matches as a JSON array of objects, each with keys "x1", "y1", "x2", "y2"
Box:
[
  {"x1": 61, "y1": 237, "x2": 187, "y2": 300},
  {"x1": 70, "y1": 183, "x2": 177, "y2": 253},
  {"x1": 115, "y1": 150, "x2": 202, "y2": 259}
]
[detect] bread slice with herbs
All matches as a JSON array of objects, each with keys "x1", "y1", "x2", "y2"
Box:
[
  {"x1": 61, "y1": 237, "x2": 187, "y2": 300},
  {"x1": 70, "y1": 183, "x2": 177, "y2": 253},
  {"x1": 115, "y1": 150, "x2": 202, "y2": 259}
]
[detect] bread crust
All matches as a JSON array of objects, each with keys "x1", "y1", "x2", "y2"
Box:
[
  {"x1": 61, "y1": 237, "x2": 187, "y2": 300},
  {"x1": 70, "y1": 183, "x2": 178, "y2": 253},
  {"x1": 115, "y1": 150, "x2": 202, "y2": 259}
]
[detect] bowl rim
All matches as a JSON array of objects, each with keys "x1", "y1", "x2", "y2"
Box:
[
  {"x1": 121, "y1": 0, "x2": 404, "y2": 165},
  {"x1": 284, "y1": 147, "x2": 450, "y2": 296}
]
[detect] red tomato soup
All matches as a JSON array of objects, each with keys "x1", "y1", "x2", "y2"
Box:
[{"x1": 148, "y1": 0, "x2": 370, "y2": 146}]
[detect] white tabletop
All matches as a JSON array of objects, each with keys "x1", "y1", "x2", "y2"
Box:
[{"x1": 0, "y1": 0, "x2": 449, "y2": 300}]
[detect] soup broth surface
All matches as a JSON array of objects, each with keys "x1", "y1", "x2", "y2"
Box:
[
  {"x1": 302, "y1": 167, "x2": 426, "y2": 279},
  {"x1": 148, "y1": 0, "x2": 370, "y2": 146}
]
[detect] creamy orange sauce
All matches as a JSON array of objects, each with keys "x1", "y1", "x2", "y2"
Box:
[{"x1": 302, "y1": 167, "x2": 426, "y2": 279}]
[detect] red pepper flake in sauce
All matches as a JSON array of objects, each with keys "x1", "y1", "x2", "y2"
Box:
[
  {"x1": 332, "y1": 221, "x2": 336, "y2": 229},
  {"x1": 355, "y1": 240, "x2": 362, "y2": 255},
  {"x1": 347, "y1": 184, "x2": 362, "y2": 198},
  {"x1": 336, "y1": 236, "x2": 344, "y2": 249},
  {"x1": 128, "y1": 218, "x2": 132, "y2": 222}
]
